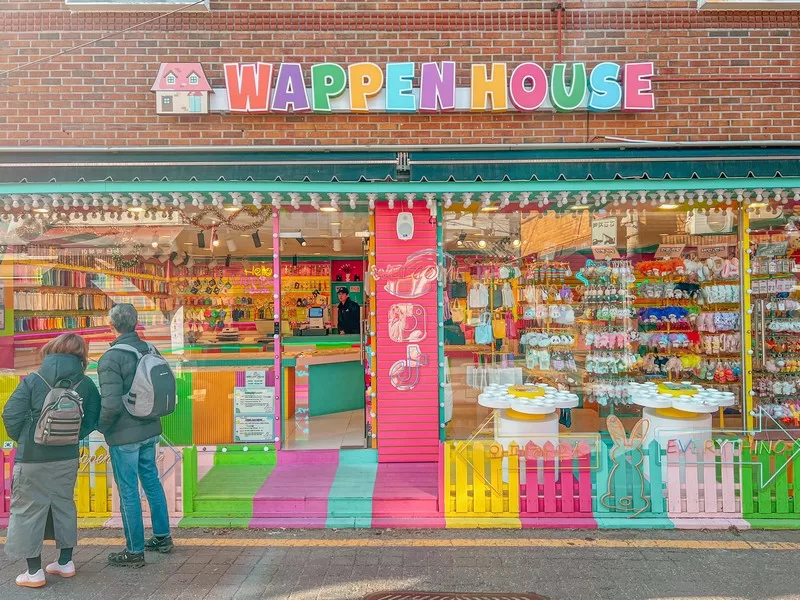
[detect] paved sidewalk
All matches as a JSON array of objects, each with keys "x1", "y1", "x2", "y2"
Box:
[{"x1": 2, "y1": 528, "x2": 800, "y2": 600}]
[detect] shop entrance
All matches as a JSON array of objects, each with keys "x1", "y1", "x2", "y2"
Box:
[{"x1": 279, "y1": 211, "x2": 370, "y2": 450}]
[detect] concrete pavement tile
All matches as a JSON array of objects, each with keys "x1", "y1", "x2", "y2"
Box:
[
  {"x1": 225, "y1": 564, "x2": 256, "y2": 575},
  {"x1": 179, "y1": 562, "x2": 212, "y2": 575},
  {"x1": 205, "y1": 583, "x2": 242, "y2": 600}
]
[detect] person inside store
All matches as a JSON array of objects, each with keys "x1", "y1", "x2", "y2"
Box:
[
  {"x1": 2, "y1": 333, "x2": 101, "y2": 588},
  {"x1": 98, "y1": 304, "x2": 173, "y2": 568},
  {"x1": 336, "y1": 287, "x2": 361, "y2": 335}
]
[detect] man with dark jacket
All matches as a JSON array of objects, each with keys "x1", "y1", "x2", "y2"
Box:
[
  {"x1": 99, "y1": 304, "x2": 173, "y2": 568},
  {"x1": 335, "y1": 287, "x2": 361, "y2": 335}
]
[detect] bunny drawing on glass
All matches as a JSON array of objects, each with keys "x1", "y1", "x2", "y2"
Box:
[{"x1": 601, "y1": 415, "x2": 651, "y2": 516}]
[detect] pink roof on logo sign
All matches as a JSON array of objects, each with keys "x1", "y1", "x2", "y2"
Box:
[{"x1": 150, "y1": 63, "x2": 212, "y2": 93}]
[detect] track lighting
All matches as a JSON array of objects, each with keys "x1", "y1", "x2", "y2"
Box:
[
  {"x1": 297, "y1": 237, "x2": 307, "y2": 247},
  {"x1": 477, "y1": 239, "x2": 487, "y2": 249},
  {"x1": 457, "y1": 231, "x2": 467, "y2": 247},
  {"x1": 333, "y1": 239, "x2": 342, "y2": 252},
  {"x1": 197, "y1": 231, "x2": 206, "y2": 249},
  {"x1": 227, "y1": 238, "x2": 237, "y2": 253},
  {"x1": 225, "y1": 255, "x2": 232, "y2": 267},
  {"x1": 252, "y1": 232, "x2": 262, "y2": 248}
]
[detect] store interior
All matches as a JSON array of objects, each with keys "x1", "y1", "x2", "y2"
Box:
[
  {"x1": 3, "y1": 195, "x2": 799, "y2": 454},
  {"x1": 3, "y1": 207, "x2": 370, "y2": 450},
  {"x1": 442, "y1": 203, "x2": 800, "y2": 442}
]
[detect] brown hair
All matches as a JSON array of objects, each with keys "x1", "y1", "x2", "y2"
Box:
[{"x1": 40, "y1": 333, "x2": 89, "y2": 370}]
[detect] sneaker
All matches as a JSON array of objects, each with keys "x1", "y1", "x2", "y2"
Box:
[
  {"x1": 16, "y1": 569, "x2": 46, "y2": 588},
  {"x1": 107, "y1": 549, "x2": 145, "y2": 568},
  {"x1": 144, "y1": 535, "x2": 174, "y2": 554},
  {"x1": 45, "y1": 561, "x2": 76, "y2": 578}
]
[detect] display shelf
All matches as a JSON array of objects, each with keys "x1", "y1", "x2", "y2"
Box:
[{"x1": 16, "y1": 261, "x2": 168, "y2": 281}]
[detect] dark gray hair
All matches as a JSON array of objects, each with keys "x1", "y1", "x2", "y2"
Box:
[{"x1": 109, "y1": 303, "x2": 138, "y2": 334}]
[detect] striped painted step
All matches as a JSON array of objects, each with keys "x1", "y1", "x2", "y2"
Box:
[{"x1": 372, "y1": 462, "x2": 444, "y2": 528}]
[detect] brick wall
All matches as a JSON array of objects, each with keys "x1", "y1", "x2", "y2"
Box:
[{"x1": 0, "y1": 1, "x2": 798, "y2": 146}]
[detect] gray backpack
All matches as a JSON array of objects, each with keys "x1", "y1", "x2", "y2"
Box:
[
  {"x1": 33, "y1": 373, "x2": 84, "y2": 446},
  {"x1": 114, "y1": 343, "x2": 177, "y2": 420}
]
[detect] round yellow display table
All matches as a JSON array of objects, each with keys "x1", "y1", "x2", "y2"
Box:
[
  {"x1": 628, "y1": 381, "x2": 735, "y2": 481},
  {"x1": 478, "y1": 383, "x2": 579, "y2": 483}
]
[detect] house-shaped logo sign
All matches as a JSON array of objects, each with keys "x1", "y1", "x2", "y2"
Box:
[{"x1": 151, "y1": 63, "x2": 212, "y2": 115}]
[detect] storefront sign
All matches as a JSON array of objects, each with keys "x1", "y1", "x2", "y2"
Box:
[
  {"x1": 756, "y1": 241, "x2": 789, "y2": 258},
  {"x1": 234, "y1": 387, "x2": 275, "y2": 415},
  {"x1": 591, "y1": 217, "x2": 618, "y2": 246},
  {"x1": 233, "y1": 386, "x2": 275, "y2": 442},
  {"x1": 698, "y1": 244, "x2": 730, "y2": 259},
  {"x1": 592, "y1": 245, "x2": 621, "y2": 260},
  {"x1": 152, "y1": 61, "x2": 655, "y2": 115},
  {"x1": 234, "y1": 416, "x2": 275, "y2": 443},
  {"x1": 244, "y1": 370, "x2": 269, "y2": 388},
  {"x1": 654, "y1": 244, "x2": 685, "y2": 259}
]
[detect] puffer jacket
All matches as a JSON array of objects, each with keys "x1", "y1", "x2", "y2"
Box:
[
  {"x1": 2, "y1": 353, "x2": 101, "y2": 463},
  {"x1": 97, "y1": 332, "x2": 163, "y2": 447}
]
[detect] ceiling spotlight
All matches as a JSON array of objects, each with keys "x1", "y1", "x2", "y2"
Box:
[
  {"x1": 456, "y1": 231, "x2": 467, "y2": 247},
  {"x1": 511, "y1": 238, "x2": 521, "y2": 248},
  {"x1": 477, "y1": 239, "x2": 487, "y2": 249},
  {"x1": 252, "y1": 232, "x2": 262, "y2": 248},
  {"x1": 333, "y1": 239, "x2": 342, "y2": 252},
  {"x1": 212, "y1": 234, "x2": 220, "y2": 247},
  {"x1": 298, "y1": 237, "x2": 307, "y2": 247}
]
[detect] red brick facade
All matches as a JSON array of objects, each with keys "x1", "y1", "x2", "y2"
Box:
[{"x1": 1, "y1": 1, "x2": 798, "y2": 147}]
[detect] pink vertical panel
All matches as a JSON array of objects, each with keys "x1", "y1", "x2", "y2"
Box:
[
  {"x1": 525, "y1": 456, "x2": 539, "y2": 514},
  {"x1": 543, "y1": 458, "x2": 557, "y2": 513},
  {"x1": 374, "y1": 206, "x2": 439, "y2": 463},
  {"x1": 577, "y1": 450, "x2": 592, "y2": 513},
  {"x1": 721, "y1": 443, "x2": 737, "y2": 513},
  {"x1": 560, "y1": 458, "x2": 575, "y2": 514},
  {"x1": 1, "y1": 449, "x2": 14, "y2": 517},
  {"x1": 703, "y1": 443, "x2": 719, "y2": 514},
  {"x1": 666, "y1": 441, "x2": 683, "y2": 514},
  {"x1": 685, "y1": 446, "x2": 700, "y2": 514}
]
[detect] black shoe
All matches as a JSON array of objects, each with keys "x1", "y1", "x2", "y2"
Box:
[
  {"x1": 144, "y1": 535, "x2": 174, "y2": 554},
  {"x1": 108, "y1": 549, "x2": 145, "y2": 568}
]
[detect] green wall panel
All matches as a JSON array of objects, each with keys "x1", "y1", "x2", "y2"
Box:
[
  {"x1": 162, "y1": 371, "x2": 193, "y2": 446},
  {"x1": 309, "y1": 361, "x2": 364, "y2": 417}
]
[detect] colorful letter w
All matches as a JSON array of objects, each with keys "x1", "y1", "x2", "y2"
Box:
[{"x1": 224, "y1": 63, "x2": 273, "y2": 113}]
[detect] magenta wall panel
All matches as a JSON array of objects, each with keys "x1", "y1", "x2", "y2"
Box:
[{"x1": 375, "y1": 206, "x2": 440, "y2": 463}]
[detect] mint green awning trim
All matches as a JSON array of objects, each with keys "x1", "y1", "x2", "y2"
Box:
[{"x1": 1, "y1": 177, "x2": 799, "y2": 196}]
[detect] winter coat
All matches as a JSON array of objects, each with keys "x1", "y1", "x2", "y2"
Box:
[{"x1": 97, "y1": 332, "x2": 163, "y2": 447}]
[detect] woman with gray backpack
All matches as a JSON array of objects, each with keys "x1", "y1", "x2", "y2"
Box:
[{"x1": 2, "y1": 333, "x2": 101, "y2": 588}]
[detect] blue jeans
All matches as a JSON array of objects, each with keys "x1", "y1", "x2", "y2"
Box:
[{"x1": 109, "y1": 436, "x2": 170, "y2": 554}]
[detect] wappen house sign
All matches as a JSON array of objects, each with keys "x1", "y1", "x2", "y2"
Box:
[{"x1": 151, "y1": 61, "x2": 656, "y2": 116}]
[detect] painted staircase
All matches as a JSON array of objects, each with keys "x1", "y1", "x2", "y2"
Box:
[{"x1": 249, "y1": 449, "x2": 443, "y2": 528}]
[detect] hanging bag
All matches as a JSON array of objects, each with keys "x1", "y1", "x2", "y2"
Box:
[
  {"x1": 505, "y1": 311, "x2": 518, "y2": 339},
  {"x1": 451, "y1": 298, "x2": 465, "y2": 324},
  {"x1": 450, "y1": 276, "x2": 468, "y2": 299},
  {"x1": 492, "y1": 284, "x2": 503, "y2": 309},
  {"x1": 443, "y1": 358, "x2": 453, "y2": 423},
  {"x1": 475, "y1": 312, "x2": 494, "y2": 345},
  {"x1": 492, "y1": 313, "x2": 507, "y2": 340}
]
